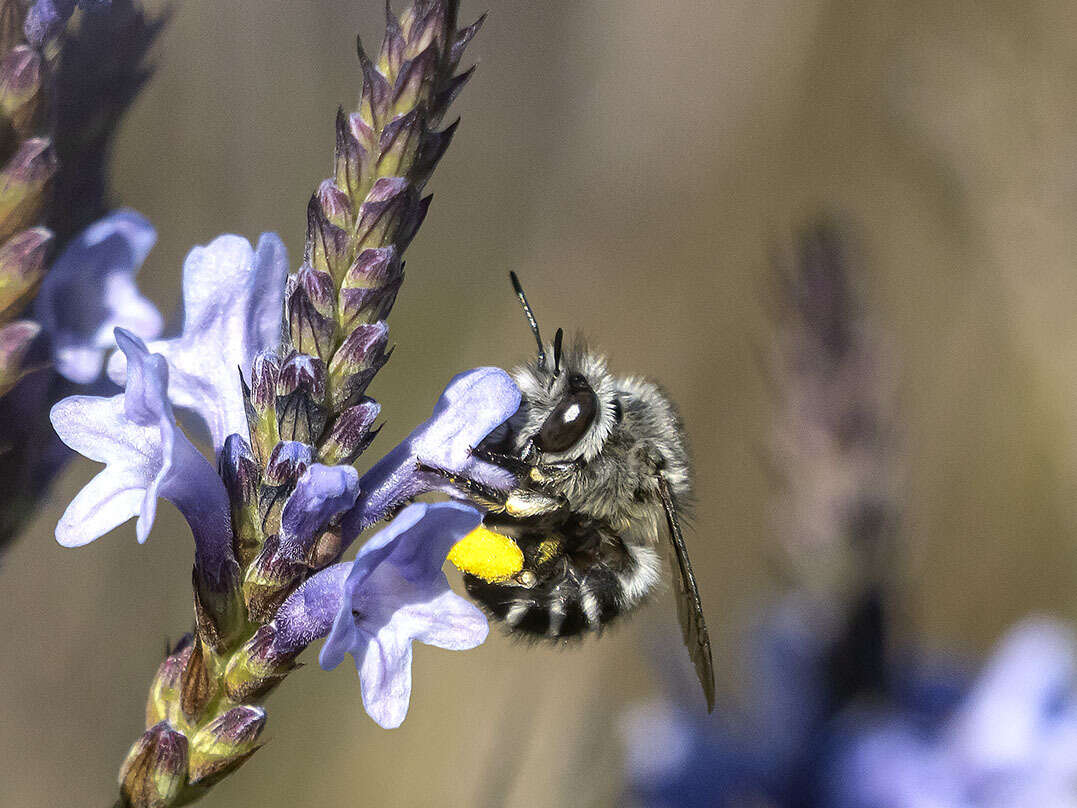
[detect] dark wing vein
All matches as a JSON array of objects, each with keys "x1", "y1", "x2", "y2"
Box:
[{"x1": 658, "y1": 474, "x2": 716, "y2": 712}]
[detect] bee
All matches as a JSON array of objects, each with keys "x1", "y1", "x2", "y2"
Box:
[{"x1": 423, "y1": 273, "x2": 714, "y2": 710}]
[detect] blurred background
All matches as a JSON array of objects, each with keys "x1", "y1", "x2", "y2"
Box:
[{"x1": 6, "y1": 0, "x2": 1077, "y2": 804}]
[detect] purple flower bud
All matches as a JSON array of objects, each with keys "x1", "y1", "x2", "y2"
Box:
[
  {"x1": 357, "y1": 40, "x2": 391, "y2": 128},
  {"x1": 316, "y1": 178, "x2": 352, "y2": 229},
  {"x1": 218, "y1": 433, "x2": 259, "y2": 505},
  {"x1": 147, "y1": 636, "x2": 192, "y2": 727},
  {"x1": 285, "y1": 268, "x2": 335, "y2": 361},
  {"x1": 242, "y1": 535, "x2": 307, "y2": 622},
  {"x1": 204, "y1": 705, "x2": 265, "y2": 747},
  {"x1": 276, "y1": 351, "x2": 327, "y2": 400},
  {"x1": 223, "y1": 625, "x2": 295, "y2": 702},
  {"x1": 2, "y1": 136, "x2": 56, "y2": 184},
  {"x1": 264, "y1": 441, "x2": 313, "y2": 486},
  {"x1": 0, "y1": 46, "x2": 42, "y2": 137},
  {"x1": 275, "y1": 351, "x2": 328, "y2": 444},
  {"x1": 392, "y1": 47, "x2": 438, "y2": 112},
  {"x1": 334, "y1": 108, "x2": 368, "y2": 202},
  {"x1": 378, "y1": 107, "x2": 423, "y2": 178},
  {"x1": 247, "y1": 348, "x2": 280, "y2": 415},
  {"x1": 326, "y1": 321, "x2": 390, "y2": 410},
  {"x1": 0, "y1": 227, "x2": 51, "y2": 319},
  {"x1": 339, "y1": 246, "x2": 403, "y2": 331},
  {"x1": 187, "y1": 705, "x2": 266, "y2": 786},
  {"x1": 320, "y1": 398, "x2": 382, "y2": 466},
  {"x1": 353, "y1": 176, "x2": 417, "y2": 248},
  {"x1": 0, "y1": 137, "x2": 56, "y2": 241},
  {"x1": 0, "y1": 320, "x2": 40, "y2": 394},
  {"x1": 118, "y1": 721, "x2": 188, "y2": 808},
  {"x1": 305, "y1": 196, "x2": 350, "y2": 282},
  {"x1": 348, "y1": 109, "x2": 376, "y2": 152}
]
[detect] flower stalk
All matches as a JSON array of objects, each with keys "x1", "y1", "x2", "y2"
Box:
[{"x1": 112, "y1": 3, "x2": 487, "y2": 804}]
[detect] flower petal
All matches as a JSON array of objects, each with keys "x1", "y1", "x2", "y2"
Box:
[
  {"x1": 279, "y1": 463, "x2": 360, "y2": 561},
  {"x1": 35, "y1": 209, "x2": 162, "y2": 384},
  {"x1": 358, "y1": 628, "x2": 413, "y2": 729},
  {"x1": 108, "y1": 232, "x2": 288, "y2": 454},
  {"x1": 52, "y1": 330, "x2": 236, "y2": 589},
  {"x1": 405, "y1": 587, "x2": 488, "y2": 651},
  {"x1": 343, "y1": 367, "x2": 520, "y2": 539},
  {"x1": 311, "y1": 502, "x2": 486, "y2": 728}
]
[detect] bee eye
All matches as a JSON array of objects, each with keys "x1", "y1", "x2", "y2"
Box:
[{"x1": 535, "y1": 382, "x2": 599, "y2": 454}]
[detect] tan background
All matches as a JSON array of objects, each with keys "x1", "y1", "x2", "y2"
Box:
[{"x1": 5, "y1": 0, "x2": 1077, "y2": 805}]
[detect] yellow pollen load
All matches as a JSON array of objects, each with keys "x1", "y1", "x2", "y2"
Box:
[{"x1": 448, "y1": 525, "x2": 524, "y2": 583}]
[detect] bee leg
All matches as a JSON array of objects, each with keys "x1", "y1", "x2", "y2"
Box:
[
  {"x1": 416, "y1": 461, "x2": 509, "y2": 510},
  {"x1": 468, "y1": 446, "x2": 532, "y2": 475},
  {"x1": 502, "y1": 489, "x2": 567, "y2": 519},
  {"x1": 528, "y1": 459, "x2": 584, "y2": 486}
]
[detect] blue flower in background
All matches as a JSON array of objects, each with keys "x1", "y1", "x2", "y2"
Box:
[
  {"x1": 35, "y1": 208, "x2": 162, "y2": 384},
  {"x1": 622, "y1": 610, "x2": 1077, "y2": 808},
  {"x1": 825, "y1": 619, "x2": 1077, "y2": 808}
]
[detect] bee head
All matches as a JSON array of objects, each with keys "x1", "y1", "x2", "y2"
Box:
[
  {"x1": 502, "y1": 273, "x2": 621, "y2": 462},
  {"x1": 506, "y1": 336, "x2": 620, "y2": 463}
]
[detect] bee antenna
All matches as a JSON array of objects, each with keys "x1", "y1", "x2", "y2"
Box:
[
  {"x1": 510, "y1": 271, "x2": 546, "y2": 367},
  {"x1": 553, "y1": 328, "x2": 564, "y2": 376}
]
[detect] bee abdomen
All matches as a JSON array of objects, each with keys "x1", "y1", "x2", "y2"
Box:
[{"x1": 463, "y1": 543, "x2": 661, "y2": 640}]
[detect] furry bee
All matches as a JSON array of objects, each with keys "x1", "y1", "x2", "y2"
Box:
[{"x1": 424, "y1": 273, "x2": 714, "y2": 710}]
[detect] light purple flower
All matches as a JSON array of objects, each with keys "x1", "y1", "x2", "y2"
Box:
[
  {"x1": 344, "y1": 366, "x2": 521, "y2": 539},
  {"x1": 278, "y1": 462, "x2": 360, "y2": 561},
  {"x1": 827, "y1": 618, "x2": 1077, "y2": 808},
  {"x1": 108, "y1": 232, "x2": 288, "y2": 454},
  {"x1": 25, "y1": 1, "x2": 111, "y2": 46},
  {"x1": 274, "y1": 501, "x2": 487, "y2": 729},
  {"x1": 50, "y1": 329, "x2": 235, "y2": 587},
  {"x1": 35, "y1": 209, "x2": 162, "y2": 385}
]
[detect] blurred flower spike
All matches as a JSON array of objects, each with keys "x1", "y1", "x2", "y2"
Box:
[
  {"x1": 25, "y1": 0, "x2": 111, "y2": 46},
  {"x1": 36, "y1": 208, "x2": 162, "y2": 384}
]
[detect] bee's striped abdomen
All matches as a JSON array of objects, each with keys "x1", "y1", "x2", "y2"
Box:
[{"x1": 463, "y1": 542, "x2": 661, "y2": 639}]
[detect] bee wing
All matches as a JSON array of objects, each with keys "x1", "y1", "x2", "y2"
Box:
[{"x1": 658, "y1": 474, "x2": 716, "y2": 712}]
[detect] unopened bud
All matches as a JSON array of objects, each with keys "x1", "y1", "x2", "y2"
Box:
[
  {"x1": 188, "y1": 706, "x2": 265, "y2": 787},
  {"x1": 242, "y1": 536, "x2": 306, "y2": 623},
  {"x1": 275, "y1": 352, "x2": 328, "y2": 444},
  {"x1": 244, "y1": 349, "x2": 281, "y2": 467},
  {"x1": 0, "y1": 46, "x2": 42, "y2": 139},
  {"x1": 352, "y1": 177, "x2": 417, "y2": 250},
  {"x1": 146, "y1": 637, "x2": 192, "y2": 728},
  {"x1": 319, "y1": 398, "x2": 381, "y2": 466},
  {"x1": 338, "y1": 245, "x2": 403, "y2": 331},
  {"x1": 317, "y1": 178, "x2": 353, "y2": 229},
  {"x1": 118, "y1": 722, "x2": 188, "y2": 808},
  {"x1": 327, "y1": 321, "x2": 390, "y2": 410},
  {"x1": 0, "y1": 138, "x2": 56, "y2": 243},
  {"x1": 219, "y1": 434, "x2": 262, "y2": 566},
  {"x1": 305, "y1": 197, "x2": 350, "y2": 282},
  {"x1": 0, "y1": 319, "x2": 39, "y2": 396},
  {"x1": 223, "y1": 625, "x2": 297, "y2": 702},
  {"x1": 0, "y1": 227, "x2": 51, "y2": 320}
]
